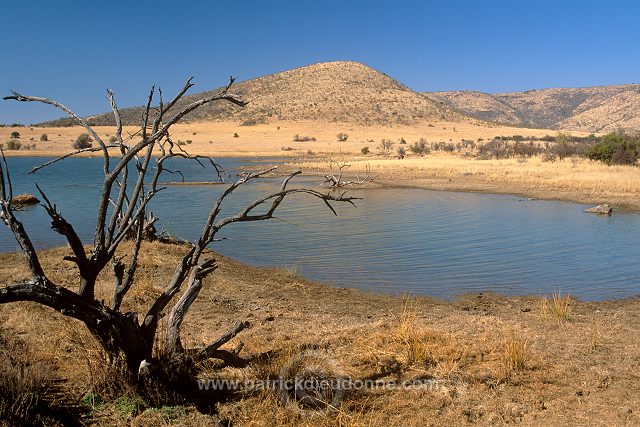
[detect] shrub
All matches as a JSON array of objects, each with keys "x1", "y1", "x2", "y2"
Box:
[
  {"x1": 39, "y1": 134, "x2": 48, "y2": 141},
  {"x1": 10, "y1": 131, "x2": 20, "y2": 139},
  {"x1": 109, "y1": 136, "x2": 118, "y2": 143},
  {"x1": 337, "y1": 132, "x2": 348, "y2": 142},
  {"x1": 361, "y1": 146, "x2": 370, "y2": 155},
  {"x1": 73, "y1": 133, "x2": 93, "y2": 149},
  {"x1": 478, "y1": 139, "x2": 510, "y2": 160},
  {"x1": 409, "y1": 139, "x2": 430, "y2": 156},
  {"x1": 4, "y1": 140, "x2": 21, "y2": 150},
  {"x1": 241, "y1": 118, "x2": 267, "y2": 126},
  {"x1": 233, "y1": 133, "x2": 239, "y2": 138},
  {"x1": 398, "y1": 137, "x2": 406, "y2": 145},
  {"x1": 586, "y1": 132, "x2": 640, "y2": 165},
  {"x1": 397, "y1": 147, "x2": 406, "y2": 159},
  {"x1": 293, "y1": 134, "x2": 316, "y2": 142},
  {"x1": 512, "y1": 141, "x2": 542, "y2": 157}
]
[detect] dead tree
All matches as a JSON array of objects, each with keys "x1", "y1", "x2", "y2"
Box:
[
  {"x1": 322, "y1": 159, "x2": 372, "y2": 187},
  {"x1": 0, "y1": 78, "x2": 357, "y2": 402}
]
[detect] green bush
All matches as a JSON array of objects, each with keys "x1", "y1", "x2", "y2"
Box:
[
  {"x1": 586, "y1": 132, "x2": 640, "y2": 165},
  {"x1": 10, "y1": 131, "x2": 20, "y2": 139},
  {"x1": 73, "y1": 133, "x2": 93, "y2": 149}
]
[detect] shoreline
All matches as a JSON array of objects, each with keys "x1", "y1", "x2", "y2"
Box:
[
  {"x1": 6, "y1": 151, "x2": 640, "y2": 213},
  {"x1": 0, "y1": 242, "x2": 637, "y2": 304},
  {"x1": 290, "y1": 155, "x2": 640, "y2": 213}
]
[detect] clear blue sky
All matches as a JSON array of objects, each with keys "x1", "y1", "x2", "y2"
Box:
[{"x1": 1, "y1": 0, "x2": 638, "y2": 123}]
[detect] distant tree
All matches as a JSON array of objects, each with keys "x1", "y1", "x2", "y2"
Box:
[
  {"x1": 4, "y1": 140, "x2": 21, "y2": 150},
  {"x1": 72, "y1": 133, "x2": 93, "y2": 149},
  {"x1": 39, "y1": 133, "x2": 48, "y2": 141},
  {"x1": 10, "y1": 131, "x2": 20, "y2": 139}
]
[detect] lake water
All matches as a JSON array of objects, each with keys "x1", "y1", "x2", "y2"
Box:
[{"x1": 1, "y1": 156, "x2": 639, "y2": 301}]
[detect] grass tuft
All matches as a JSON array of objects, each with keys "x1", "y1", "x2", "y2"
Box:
[{"x1": 540, "y1": 292, "x2": 572, "y2": 323}]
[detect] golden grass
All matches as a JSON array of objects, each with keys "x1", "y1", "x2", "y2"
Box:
[
  {"x1": 539, "y1": 292, "x2": 572, "y2": 323},
  {"x1": 501, "y1": 332, "x2": 530, "y2": 375},
  {"x1": 3, "y1": 243, "x2": 640, "y2": 425},
  {"x1": 0, "y1": 121, "x2": 571, "y2": 158},
  {"x1": 297, "y1": 154, "x2": 640, "y2": 195}
]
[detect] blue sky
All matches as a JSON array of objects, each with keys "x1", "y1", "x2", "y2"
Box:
[{"x1": 1, "y1": 0, "x2": 638, "y2": 123}]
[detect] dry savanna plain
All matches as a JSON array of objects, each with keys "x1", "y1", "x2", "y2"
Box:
[{"x1": 1, "y1": 112, "x2": 640, "y2": 426}]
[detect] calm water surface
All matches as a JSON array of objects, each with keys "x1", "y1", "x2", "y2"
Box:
[{"x1": 1, "y1": 156, "x2": 639, "y2": 301}]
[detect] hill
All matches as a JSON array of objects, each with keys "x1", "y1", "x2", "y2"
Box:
[
  {"x1": 41, "y1": 61, "x2": 468, "y2": 127},
  {"x1": 424, "y1": 84, "x2": 640, "y2": 132}
]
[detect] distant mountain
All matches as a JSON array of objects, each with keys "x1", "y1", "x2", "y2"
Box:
[
  {"x1": 41, "y1": 61, "x2": 468, "y2": 127},
  {"x1": 424, "y1": 84, "x2": 640, "y2": 132}
]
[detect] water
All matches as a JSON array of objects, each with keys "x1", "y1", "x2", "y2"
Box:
[{"x1": 1, "y1": 156, "x2": 639, "y2": 301}]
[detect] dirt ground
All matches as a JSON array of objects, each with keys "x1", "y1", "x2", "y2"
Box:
[{"x1": 1, "y1": 242, "x2": 639, "y2": 426}]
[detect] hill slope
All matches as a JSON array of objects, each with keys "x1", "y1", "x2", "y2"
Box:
[
  {"x1": 42, "y1": 61, "x2": 467, "y2": 127},
  {"x1": 424, "y1": 84, "x2": 640, "y2": 132}
]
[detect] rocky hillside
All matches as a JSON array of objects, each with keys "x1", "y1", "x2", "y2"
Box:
[
  {"x1": 425, "y1": 84, "x2": 640, "y2": 132},
  {"x1": 42, "y1": 61, "x2": 467, "y2": 127}
]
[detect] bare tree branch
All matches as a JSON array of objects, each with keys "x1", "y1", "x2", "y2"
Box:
[
  {"x1": 165, "y1": 258, "x2": 218, "y2": 354},
  {"x1": 1, "y1": 149, "x2": 47, "y2": 282},
  {"x1": 28, "y1": 145, "x2": 120, "y2": 175},
  {"x1": 35, "y1": 184, "x2": 87, "y2": 267},
  {"x1": 197, "y1": 320, "x2": 250, "y2": 361},
  {"x1": 3, "y1": 91, "x2": 110, "y2": 174}
]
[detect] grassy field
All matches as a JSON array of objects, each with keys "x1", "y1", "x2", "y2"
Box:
[
  {"x1": 1, "y1": 241, "x2": 640, "y2": 426},
  {"x1": 0, "y1": 121, "x2": 570, "y2": 158}
]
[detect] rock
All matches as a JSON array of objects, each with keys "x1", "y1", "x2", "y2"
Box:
[
  {"x1": 10, "y1": 194, "x2": 40, "y2": 208},
  {"x1": 584, "y1": 204, "x2": 612, "y2": 215}
]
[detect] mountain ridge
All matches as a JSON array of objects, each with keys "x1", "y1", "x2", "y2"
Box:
[
  {"x1": 424, "y1": 84, "x2": 640, "y2": 132},
  {"x1": 41, "y1": 61, "x2": 468, "y2": 128},
  {"x1": 38, "y1": 61, "x2": 638, "y2": 133}
]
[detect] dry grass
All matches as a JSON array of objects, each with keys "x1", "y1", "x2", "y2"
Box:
[
  {"x1": 0, "y1": 324, "x2": 63, "y2": 426},
  {"x1": 539, "y1": 292, "x2": 572, "y2": 323},
  {"x1": 2, "y1": 244, "x2": 640, "y2": 425},
  {"x1": 0, "y1": 120, "x2": 565, "y2": 159},
  {"x1": 501, "y1": 332, "x2": 530, "y2": 376}
]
